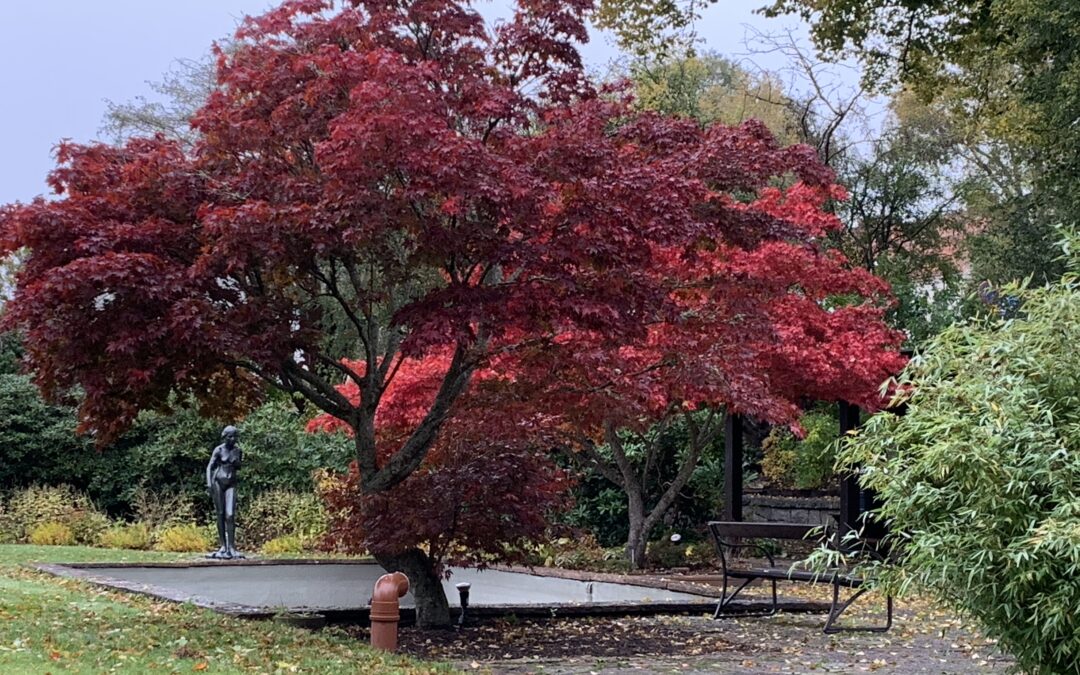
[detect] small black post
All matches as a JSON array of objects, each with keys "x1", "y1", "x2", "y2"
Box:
[
  {"x1": 724, "y1": 412, "x2": 744, "y2": 522},
  {"x1": 455, "y1": 582, "x2": 471, "y2": 627},
  {"x1": 837, "y1": 401, "x2": 862, "y2": 535}
]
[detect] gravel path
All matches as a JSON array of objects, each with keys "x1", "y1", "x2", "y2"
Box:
[
  {"x1": 473, "y1": 607, "x2": 1010, "y2": 674},
  {"x1": 390, "y1": 584, "x2": 1011, "y2": 675}
]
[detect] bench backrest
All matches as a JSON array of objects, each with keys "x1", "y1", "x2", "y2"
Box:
[{"x1": 707, "y1": 521, "x2": 819, "y2": 541}]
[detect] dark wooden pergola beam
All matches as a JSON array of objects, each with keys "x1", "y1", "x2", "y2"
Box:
[
  {"x1": 722, "y1": 402, "x2": 866, "y2": 530},
  {"x1": 723, "y1": 411, "x2": 744, "y2": 521},
  {"x1": 837, "y1": 400, "x2": 862, "y2": 535}
]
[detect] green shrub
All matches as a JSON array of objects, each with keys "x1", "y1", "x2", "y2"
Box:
[
  {"x1": 5, "y1": 485, "x2": 105, "y2": 543},
  {"x1": 0, "y1": 503, "x2": 16, "y2": 544},
  {"x1": 682, "y1": 542, "x2": 716, "y2": 567},
  {"x1": 94, "y1": 396, "x2": 352, "y2": 517},
  {"x1": 97, "y1": 523, "x2": 152, "y2": 550},
  {"x1": 832, "y1": 237, "x2": 1080, "y2": 674},
  {"x1": 0, "y1": 372, "x2": 97, "y2": 497},
  {"x1": 67, "y1": 510, "x2": 112, "y2": 545},
  {"x1": 28, "y1": 521, "x2": 75, "y2": 546},
  {"x1": 0, "y1": 362, "x2": 352, "y2": 518},
  {"x1": 645, "y1": 537, "x2": 715, "y2": 569},
  {"x1": 153, "y1": 524, "x2": 212, "y2": 552},
  {"x1": 131, "y1": 486, "x2": 195, "y2": 531},
  {"x1": 645, "y1": 538, "x2": 685, "y2": 569},
  {"x1": 525, "y1": 535, "x2": 629, "y2": 573},
  {"x1": 261, "y1": 535, "x2": 307, "y2": 555},
  {"x1": 761, "y1": 409, "x2": 839, "y2": 490},
  {"x1": 244, "y1": 490, "x2": 327, "y2": 549}
]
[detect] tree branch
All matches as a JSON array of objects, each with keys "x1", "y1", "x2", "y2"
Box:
[{"x1": 362, "y1": 342, "x2": 477, "y2": 493}]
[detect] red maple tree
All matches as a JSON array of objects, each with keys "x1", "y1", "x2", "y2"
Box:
[
  {"x1": 311, "y1": 350, "x2": 571, "y2": 596},
  {"x1": 0, "y1": 0, "x2": 904, "y2": 622}
]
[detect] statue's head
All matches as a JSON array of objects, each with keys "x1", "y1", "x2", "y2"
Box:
[{"x1": 221, "y1": 426, "x2": 239, "y2": 444}]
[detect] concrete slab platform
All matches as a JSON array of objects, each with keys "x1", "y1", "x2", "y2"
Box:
[{"x1": 39, "y1": 560, "x2": 780, "y2": 622}]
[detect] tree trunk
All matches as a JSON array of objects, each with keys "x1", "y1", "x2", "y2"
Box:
[
  {"x1": 625, "y1": 491, "x2": 648, "y2": 570},
  {"x1": 374, "y1": 547, "x2": 451, "y2": 629}
]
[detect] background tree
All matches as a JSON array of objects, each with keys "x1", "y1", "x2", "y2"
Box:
[
  {"x1": 768, "y1": 0, "x2": 1079, "y2": 287},
  {"x1": 561, "y1": 411, "x2": 726, "y2": 549},
  {"x1": 594, "y1": 0, "x2": 719, "y2": 57},
  {"x1": 830, "y1": 94, "x2": 968, "y2": 343},
  {"x1": 101, "y1": 52, "x2": 219, "y2": 149},
  {"x1": 627, "y1": 43, "x2": 963, "y2": 348},
  {"x1": 626, "y1": 52, "x2": 802, "y2": 144}
]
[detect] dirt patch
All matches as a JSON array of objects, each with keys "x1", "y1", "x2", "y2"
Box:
[{"x1": 346, "y1": 615, "x2": 741, "y2": 661}]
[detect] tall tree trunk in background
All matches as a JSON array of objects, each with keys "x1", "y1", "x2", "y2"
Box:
[
  {"x1": 609, "y1": 410, "x2": 722, "y2": 570},
  {"x1": 625, "y1": 488, "x2": 649, "y2": 569}
]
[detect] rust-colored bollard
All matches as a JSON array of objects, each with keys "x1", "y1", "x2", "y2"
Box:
[{"x1": 370, "y1": 572, "x2": 410, "y2": 652}]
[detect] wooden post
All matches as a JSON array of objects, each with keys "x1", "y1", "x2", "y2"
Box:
[
  {"x1": 724, "y1": 412, "x2": 744, "y2": 521},
  {"x1": 837, "y1": 401, "x2": 861, "y2": 533}
]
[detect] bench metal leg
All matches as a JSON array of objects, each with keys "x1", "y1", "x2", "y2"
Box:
[
  {"x1": 823, "y1": 584, "x2": 893, "y2": 634},
  {"x1": 713, "y1": 576, "x2": 778, "y2": 619}
]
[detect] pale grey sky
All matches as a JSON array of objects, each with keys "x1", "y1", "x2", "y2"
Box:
[{"x1": 0, "y1": 1, "x2": 809, "y2": 205}]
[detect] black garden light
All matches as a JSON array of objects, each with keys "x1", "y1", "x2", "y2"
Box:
[{"x1": 455, "y1": 582, "x2": 471, "y2": 626}]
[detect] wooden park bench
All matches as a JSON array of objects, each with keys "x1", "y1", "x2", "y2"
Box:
[{"x1": 707, "y1": 521, "x2": 893, "y2": 634}]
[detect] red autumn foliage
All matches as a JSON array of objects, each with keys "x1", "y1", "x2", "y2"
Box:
[
  {"x1": 310, "y1": 349, "x2": 571, "y2": 570},
  {"x1": 317, "y1": 447, "x2": 567, "y2": 571}
]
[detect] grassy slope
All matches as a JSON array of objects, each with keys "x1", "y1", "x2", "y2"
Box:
[{"x1": 0, "y1": 545, "x2": 454, "y2": 674}]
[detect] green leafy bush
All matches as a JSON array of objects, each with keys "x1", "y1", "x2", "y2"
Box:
[
  {"x1": 836, "y1": 236, "x2": 1080, "y2": 673},
  {"x1": 646, "y1": 537, "x2": 715, "y2": 569},
  {"x1": 153, "y1": 524, "x2": 211, "y2": 552},
  {"x1": 525, "y1": 535, "x2": 629, "y2": 573},
  {"x1": 261, "y1": 535, "x2": 307, "y2": 555},
  {"x1": 97, "y1": 523, "x2": 152, "y2": 550},
  {"x1": 5, "y1": 485, "x2": 105, "y2": 543},
  {"x1": 761, "y1": 409, "x2": 839, "y2": 490},
  {"x1": 243, "y1": 490, "x2": 328, "y2": 549},
  {"x1": 0, "y1": 503, "x2": 14, "y2": 544},
  {"x1": 28, "y1": 521, "x2": 75, "y2": 546},
  {"x1": 643, "y1": 537, "x2": 686, "y2": 570},
  {"x1": 67, "y1": 510, "x2": 112, "y2": 545},
  {"x1": 0, "y1": 373, "x2": 97, "y2": 495},
  {"x1": 131, "y1": 486, "x2": 195, "y2": 531},
  {"x1": 0, "y1": 360, "x2": 351, "y2": 518}
]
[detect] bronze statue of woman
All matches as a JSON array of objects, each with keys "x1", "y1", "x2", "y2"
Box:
[{"x1": 206, "y1": 426, "x2": 244, "y2": 559}]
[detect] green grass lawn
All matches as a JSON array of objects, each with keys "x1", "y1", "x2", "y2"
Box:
[{"x1": 0, "y1": 545, "x2": 454, "y2": 674}]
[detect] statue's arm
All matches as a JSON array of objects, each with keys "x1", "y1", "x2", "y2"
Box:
[{"x1": 206, "y1": 447, "x2": 220, "y2": 490}]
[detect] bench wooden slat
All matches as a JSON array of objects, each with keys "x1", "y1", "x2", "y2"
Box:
[{"x1": 724, "y1": 567, "x2": 864, "y2": 587}]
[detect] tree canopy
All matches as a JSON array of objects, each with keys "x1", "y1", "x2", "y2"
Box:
[{"x1": 769, "y1": 0, "x2": 1080, "y2": 286}]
